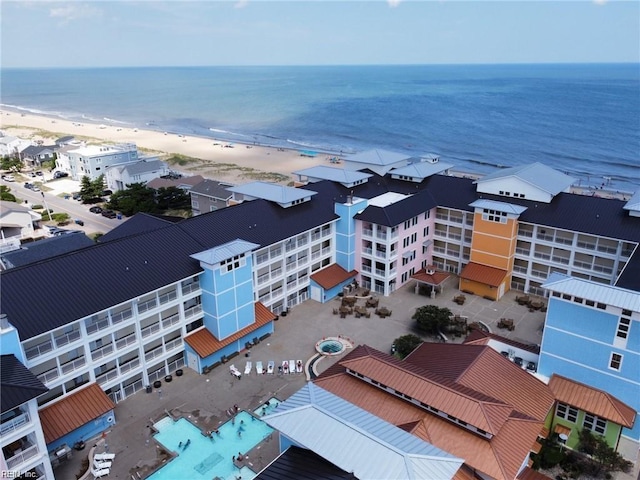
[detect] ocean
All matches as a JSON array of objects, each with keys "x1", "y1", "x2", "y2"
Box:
[{"x1": 1, "y1": 64, "x2": 639, "y2": 191}]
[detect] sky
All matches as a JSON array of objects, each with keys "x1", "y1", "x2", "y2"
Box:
[{"x1": 1, "y1": 1, "x2": 638, "y2": 68}]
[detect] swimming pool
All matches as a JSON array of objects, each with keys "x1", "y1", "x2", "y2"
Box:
[
  {"x1": 149, "y1": 411, "x2": 273, "y2": 480},
  {"x1": 253, "y1": 397, "x2": 281, "y2": 417}
]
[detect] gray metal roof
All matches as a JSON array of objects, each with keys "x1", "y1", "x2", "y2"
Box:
[
  {"x1": 390, "y1": 162, "x2": 454, "y2": 180},
  {"x1": 228, "y1": 182, "x2": 317, "y2": 204},
  {"x1": 190, "y1": 239, "x2": 260, "y2": 265},
  {"x1": 346, "y1": 149, "x2": 412, "y2": 166},
  {"x1": 475, "y1": 162, "x2": 575, "y2": 196},
  {"x1": 1, "y1": 232, "x2": 94, "y2": 269},
  {"x1": 543, "y1": 273, "x2": 640, "y2": 312},
  {"x1": 118, "y1": 159, "x2": 167, "y2": 175},
  {"x1": 292, "y1": 166, "x2": 372, "y2": 186},
  {"x1": 469, "y1": 199, "x2": 528, "y2": 215},
  {"x1": 623, "y1": 189, "x2": 640, "y2": 213},
  {"x1": 263, "y1": 383, "x2": 463, "y2": 480},
  {"x1": 189, "y1": 179, "x2": 234, "y2": 199}
]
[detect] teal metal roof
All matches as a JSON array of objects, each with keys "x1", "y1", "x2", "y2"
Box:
[
  {"x1": 264, "y1": 383, "x2": 463, "y2": 480},
  {"x1": 190, "y1": 239, "x2": 260, "y2": 265}
]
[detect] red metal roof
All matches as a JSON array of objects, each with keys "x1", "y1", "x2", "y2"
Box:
[
  {"x1": 463, "y1": 329, "x2": 540, "y2": 354},
  {"x1": 549, "y1": 374, "x2": 636, "y2": 428},
  {"x1": 184, "y1": 302, "x2": 276, "y2": 358},
  {"x1": 310, "y1": 264, "x2": 357, "y2": 290},
  {"x1": 460, "y1": 262, "x2": 507, "y2": 287},
  {"x1": 411, "y1": 267, "x2": 451, "y2": 286},
  {"x1": 39, "y1": 383, "x2": 114, "y2": 443}
]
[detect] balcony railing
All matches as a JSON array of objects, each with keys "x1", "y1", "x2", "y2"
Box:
[
  {"x1": 54, "y1": 329, "x2": 80, "y2": 348},
  {"x1": 141, "y1": 321, "x2": 161, "y2": 339},
  {"x1": 7, "y1": 444, "x2": 38, "y2": 470},
  {"x1": 138, "y1": 298, "x2": 158, "y2": 314},
  {"x1": 576, "y1": 241, "x2": 596, "y2": 251},
  {"x1": 162, "y1": 313, "x2": 180, "y2": 329},
  {"x1": 536, "y1": 234, "x2": 555, "y2": 242},
  {"x1": 311, "y1": 232, "x2": 321, "y2": 241},
  {"x1": 184, "y1": 305, "x2": 202, "y2": 319},
  {"x1": 96, "y1": 368, "x2": 119, "y2": 385},
  {"x1": 159, "y1": 290, "x2": 177, "y2": 305},
  {"x1": 86, "y1": 316, "x2": 110, "y2": 335},
  {"x1": 182, "y1": 282, "x2": 200, "y2": 295},
  {"x1": 115, "y1": 333, "x2": 137, "y2": 350},
  {"x1": 552, "y1": 256, "x2": 570, "y2": 265},
  {"x1": 91, "y1": 343, "x2": 114, "y2": 361},
  {"x1": 120, "y1": 358, "x2": 140, "y2": 375},
  {"x1": 513, "y1": 265, "x2": 528, "y2": 274},
  {"x1": 361, "y1": 264, "x2": 372, "y2": 273},
  {"x1": 25, "y1": 340, "x2": 53, "y2": 360},
  {"x1": 37, "y1": 367, "x2": 59, "y2": 384},
  {"x1": 518, "y1": 230, "x2": 533, "y2": 238},
  {"x1": 0, "y1": 411, "x2": 30, "y2": 436},
  {"x1": 111, "y1": 308, "x2": 133, "y2": 325},
  {"x1": 362, "y1": 228, "x2": 373, "y2": 237},
  {"x1": 165, "y1": 337, "x2": 182, "y2": 352},
  {"x1": 61, "y1": 356, "x2": 86, "y2": 375},
  {"x1": 533, "y1": 252, "x2": 551, "y2": 261},
  {"x1": 256, "y1": 252, "x2": 269, "y2": 264},
  {"x1": 596, "y1": 245, "x2": 618, "y2": 255},
  {"x1": 145, "y1": 346, "x2": 164, "y2": 362}
]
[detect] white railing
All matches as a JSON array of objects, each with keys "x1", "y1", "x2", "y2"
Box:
[
  {"x1": 375, "y1": 268, "x2": 386, "y2": 276},
  {"x1": 159, "y1": 290, "x2": 177, "y2": 305},
  {"x1": 141, "y1": 322, "x2": 160, "y2": 338},
  {"x1": 361, "y1": 265, "x2": 372, "y2": 273},
  {"x1": 91, "y1": 343, "x2": 114, "y2": 361},
  {"x1": 513, "y1": 265, "x2": 528, "y2": 274},
  {"x1": 138, "y1": 298, "x2": 158, "y2": 313},
  {"x1": 162, "y1": 313, "x2": 180, "y2": 329},
  {"x1": 145, "y1": 346, "x2": 164, "y2": 362},
  {"x1": 257, "y1": 272, "x2": 270, "y2": 284},
  {"x1": 165, "y1": 337, "x2": 182, "y2": 352},
  {"x1": 434, "y1": 230, "x2": 447, "y2": 238},
  {"x1": 119, "y1": 358, "x2": 140, "y2": 375},
  {"x1": 311, "y1": 232, "x2": 321, "y2": 241},
  {"x1": 515, "y1": 247, "x2": 529, "y2": 255},
  {"x1": 123, "y1": 378, "x2": 144, "y2": 398},
  {"x1": 271, "y1": 247, "x2": 282, "y2": 258},
  {"x1": 552, "y1": 256, "x2": 570, "y2": 265},
  {"x1": 184, "y1": 305, "x2": 202, "y2": 319},
  {"x1": 111, "y1": 308, "x2": 133, "y2": 325},
  {"x1": 182, "y1": 282, "x2": 200, "y2": 295},
  {"x1": 518, "y1": 230, "x2": 533, "y2": 238},
  {"x1": 96, "y1": 368, "x2": 119, "y2": 386},
  {"x1": 7, "y1": 444, "x2": 38, "y2": 470},
  {"x1": 311, "y1": 250, "x2": 321, "y2": 260},
  {"x1": 61, "y1": 356, "x2": 86, "y2": 375},
  {"x1": 37, "y1": 368, "x2": 59, "y2": 384},
  {"x1": 533, "y1": 252, "x2": 551, "y2": 261},
  {"x1": 537, "y1": 234, "x2": 555, "y2": 242},
  {"x1": 86, "y1": 317, "x2": 110, "y2": 335},
  {"x1": 362, "y1": 229, "x2": 373, "y2": 237},
  {"x1": 576, "y1": 241, "x2": 596, "y2": 250},
  {"x1": 54, "y1": 329, "x2": 80, "y2": 348},
  {"x1": 25, "y1": 340, "x2": 53, "y2": 360},
  {"x1": 256, "y1": 252, "x2": 269, "y2": 264},
  {"x1": 115, "y1": 333, "x2": 137, "y2": 349},
  {"x1": 596, "y1": 245, "x2": 618, "y2": 255},
  {"x1": 0, "y1": 411, "x2": 30, "y2": 436},
  {"x1": 376, "y1": 231, "x2": 388, "y2": 240}
]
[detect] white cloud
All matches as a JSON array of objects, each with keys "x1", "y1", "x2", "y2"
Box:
[
  {"x1": 388, "y1": 0, "x2": 401, "y2": 7},
  {"x1": 235, "y1": 0, "x2": 249, "y2": 9},
  {"x1": 592, "y1": 0, "x2": 608, "y2": 4},
  {"x1": 49, "y1": 3, "x2": 103, "y2": 23}
]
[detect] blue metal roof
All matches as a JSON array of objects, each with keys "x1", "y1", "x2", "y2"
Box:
[
  {"x1": 191, "y1": 239, "x2": 260, "y2": 265},
  {"x1": 228, "y1": 182, "x2": 317, "y2": 204},
  {"x1": 475, "y1": 162, "x2": 575, "y2": 196}
]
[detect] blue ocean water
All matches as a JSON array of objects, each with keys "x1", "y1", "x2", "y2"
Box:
[{"x1": 2, "y1": 64, "x2": 639, "y2": 190}]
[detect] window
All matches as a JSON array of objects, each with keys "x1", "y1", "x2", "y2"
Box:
[
  {"x1": 597, "y1": 303, "x2": 607, "y2": 310},
  {"x1": 411, "y1": 216, "x2": 418, "y2": 226},
  {"x1": 192, "y1": 200, "x2": 199, "y2": 209},
  {"x1": 616, "y1": 317, "x2": 631, "y2": 339},
  {"x1": 423, "y1": 226, "x2": 429, "y2": 237},
  {"x1": 482, "y1": 208, "x2": 507, "y2": 224},
  {"x1": 556, "y1": 402, "x2": 578, "y2": 423},
  {"x1": 583, "y1": 413, "x2": 606, "y2": 435},
  {"x1": 220, "y1": 254, "x2": 245, "y2": 274},
  {"x1": 609, "y1": 352, "x2": 623, "y2": 371},
  {"x1": 424, "y1": 211, "x2": 430, "y2": 219},
  {"x1": 585, "y1": 299, "x2": 595, "y2": 307},
  {"x1": 622, "y1": 309, "x2": 632, "y2": 316}
]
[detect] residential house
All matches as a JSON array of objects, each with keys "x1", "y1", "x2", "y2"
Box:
[
  {"x1": 56, "y1": 143, "x2": 139, "y2": 181},
  {"x1": 0, "y1": 134, "x2": 29, "y2": 157},
  {"x1": 0, "y1": 202, "x2": 43, "y2": 253},
  {"x1": 20, "y1": 145, "x2": 56, "y2": 168},
  {"x1": 146, "y1": 174, "x2": 204, "y2": 192},
  {"x1": 188, "y1": 178, "x2": 234, "y2": 215},
  {"x1": 105, "y1": 158, "x2": 169, "y2": 191}
]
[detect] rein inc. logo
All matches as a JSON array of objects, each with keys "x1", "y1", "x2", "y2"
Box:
[{"x1": 2, "y1": 471, "x2": 37, "y2": 478}]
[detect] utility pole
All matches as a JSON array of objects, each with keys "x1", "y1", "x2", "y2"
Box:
[{"x1": 41, "y1": 191, "x2": 53, "y2": 222}]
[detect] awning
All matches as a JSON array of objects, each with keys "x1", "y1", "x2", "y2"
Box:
[
  {"x1": 554, "y1": 424, "x2": 572, "y2": 437},
  {"x1": 422, "y1": 239, "x2": 433, "y2": 247}
]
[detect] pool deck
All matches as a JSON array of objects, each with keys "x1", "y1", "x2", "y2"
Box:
[{"x1": 55, "y1": 278, "x2": 551, "y2": 479}]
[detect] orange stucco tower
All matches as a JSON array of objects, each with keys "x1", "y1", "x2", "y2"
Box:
[{"x1": 459, "y1": 200, "x2": 527, "y2": 300}]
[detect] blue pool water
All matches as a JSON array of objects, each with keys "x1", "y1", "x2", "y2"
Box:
[
  {"x1": 253, "y1": 397, "x2": 281, "y2": 418},
  {"x1": 149, "y1": 411, "x2": 273, "y2": 480}
]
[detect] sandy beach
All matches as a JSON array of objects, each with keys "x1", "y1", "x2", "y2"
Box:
[{"x1": 0, "y1": 109, "x2": 327, "y2": 185}]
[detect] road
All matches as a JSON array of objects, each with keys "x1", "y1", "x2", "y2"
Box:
[{"x1": 2, "y1": 178, "x2": 124, "y2": 236}]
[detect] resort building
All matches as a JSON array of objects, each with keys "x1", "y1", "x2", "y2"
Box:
[
  {"x1": 264, "y1": 343, "x2": 555, "y2": 480},
  {"x1": 538, "y1": 273, "x2": 640, "y2": 444},
  {"x1": 55, "y1": 142, "x2": 139, "y2": 181},
  {"x1": 1, "y1": 152, "x2": 639, "y2": 467}
]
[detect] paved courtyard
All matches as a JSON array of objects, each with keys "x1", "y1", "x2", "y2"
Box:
[{"x1": 55, "y1": 278, "x2": 550, "y2": 480}]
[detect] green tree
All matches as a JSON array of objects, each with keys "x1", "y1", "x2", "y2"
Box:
[
  {"x1": 79, "y1": 175, "x2": 105, "y2": 204},
  {"x1": 578, "y1": 429, "x2": 632, "y2": 474},
  {"x1": 0, "y1": 185, "x2": 17, "y2": 202},
  {"x1": 107, "y1": 182, "x2": 157, "y2": 216},
  {"x1": 413, "y1": 305, "x2": 452, "y2": 335},
  {"x1": 392, "y1": 334, "x2": 423, "y2": 358},
  {"x1": 155, "y1": 186, "x2": 190, "y2": 210},
  {"x1": 1, "y1": 156, "x2": 24, "y2": 172}
]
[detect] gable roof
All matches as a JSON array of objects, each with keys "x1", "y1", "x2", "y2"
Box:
[
  {"x1": 475, "y1": 162, "x2": 575, "y2": 197},
  {"x1": 293, "y1": 166, "x2": 373, "y2": 187},
  {"x1": 190, "y1": 239, "x2": 260, "y2": 265},
  {"x1": 264, "y1": 382, "x2": 464, "y2": 480},
  {"x1": 310, "y1": 264, "x2": 357, "y2": 290},
  {"x1": 390, "y1": 161, "x2": 454, "y2": 180},
  {"x1": 623, "y1": 189, "x2": 640, "y2": 213},
  {"x1": 548, "y1": 374, "x2": 636, "y2": 428},
  {"x1": 189, "y1": 178, "x2": 234, "y2": 198},
  {"x1": 469, "y1": 199, "x2": 528, "y2": 215},
  {"x1": 0, "y1": 355, "x2": 48, "y2": 414},
  {"x1": 117, "y1": 159, "x2": 167, "y2": 175},
  {"x1": 463, "y1": 329, "x2": 540, "y2": 355},
  {"x1": 146, "y1": 175, "x2": 205, "y2": 190},
  {"x1": 228, "y1": 182, "x2": 317, "y2": 204},
  {"x1": 346, "y1": 149, "x2": 412, "y2": 166},
  {"x1": 39, "y1": 383, "x2": 114, "y2": 443}
]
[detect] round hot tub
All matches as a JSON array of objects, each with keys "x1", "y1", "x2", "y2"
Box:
[{"x1": 316, "y1": 337, "x2": 352, "y2": 356}]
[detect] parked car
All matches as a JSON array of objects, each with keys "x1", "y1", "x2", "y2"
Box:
[
  {"x1": 89, "y1": 206, "x2": 103, "y2": 214},
  {"x1": 101, "y1": 209, "x2": 117, "y2": 219},
  {"x1": 35, "y1": 171, "x2": 43, "y2": 177},
  {"x1": 72, "y1": 192, "x2": 82, "y2": 200},
  {"x1": 53, "y1": 171, "x2": 69, "y2": 179},
  {"x1": 2, "y1": 175, "x2": 15, "y2": 182},
  {"x1": 24, "y1": 182, "x2": 33, "y2": 189},
  {"x1": 74, "y1": 219, "x2": 85, "y2": 226},
  {"x1": 102, "y1": 189, "x2": 113, "y2": 196},
  {"x1": 31, "y1": 185, "x2": 40, "y2": 192}
]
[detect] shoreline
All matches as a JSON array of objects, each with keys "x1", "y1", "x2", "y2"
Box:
[{"x1": 0, "y1": 108, "x2": 331, "y2": 185}]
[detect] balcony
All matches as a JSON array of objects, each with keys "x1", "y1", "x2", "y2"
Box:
[
  {"x1": 96, "y1": 368, "x2": 119, "y2": 386},
  {"x1": 159, "y1": 290, "x2": 177, "y2": 305},
  {"x1": 165, "y1": 337, "x2": 182, "y2": 352},
  {"x1": 138, "y1": 298, "x2": 158, "y2": 314},
  {"x1": 119, "y1": 358, "x2": 140, "y2": 375},
  {"x1": 6, "y1": 444, "x2": 38, "y2": 470},
  {"x1": 311, "y1": 232, "x2": 321, "y2": 242},
  {"x1": 361, "y1": 264, "x2": 372, "y2": 273},
  {"x1": 25, "y1": 340, "x2": 53, "y2": 361},
  {"x1": 37, "y1": 367, "x2": 59, "y2": 384},
  {"x1": 162, "y1": 313, "x2": 180, "y2": 329},
  {"x1": 182, "y1": 282, "x2": 200, "y2": 295},
  {"x1": 85, "y1": 316, "x2": 110, "y2": 335},
  {"x1": 115, "y1": 333, "x2": 137, "y2": 350},
  {"x1": 145, "y1": 345, "x2": 165, "y2": 362},
  {"x1": 576, "y1": 241, "x2": 596, "y2": 251},
  {"x1": 184, "y1": 305, "x2": 202, "y2": 319},
  {"x1": 61, "y1": 356, "x2": 86, "y2": 375},
  {"x1": 270, "y1": 247, "x2": 282, "y2": 258},
  {"x1": 256, "y1": 252, "x2": 269, "y2": 264},
  {"x1": 54, "y1": 329, "x2": 81, "y2": 348},
  {"x1": 91, "y1": 343, "x2": 114, "y2": 361},
  {"x1": 141, "y1": 321, "x2": 161, "y2": 339},
  {"x1": 0, "y1": 411, "x2": 30, "y2": 436},
  {"x1": 111, "y1": 308, "x2": 133, "y2": 325},
  {"x1": 362, "y1": 228, "x2": 373, "y2": 237}
]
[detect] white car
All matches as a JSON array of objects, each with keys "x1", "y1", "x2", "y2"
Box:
[{"x1": 2, "y1": 175, "x2": 15, "y2": 182}]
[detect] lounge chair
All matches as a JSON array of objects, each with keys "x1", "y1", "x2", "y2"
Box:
[
  {"x1": 244, "y1": 361, "x2": 252, "y2": 375},
  {"x1": 296, "y1": 360, "x2": 303, "y2": 373},
  {"x1": 91, "y1": 467, "x2": 110, "y2": 478},
  {"x1": 267, "y1": 361, "x2": 275, "y2": 374},
  {"x1": 94, "y1": 453, "x2": 115, "y2": 461},
  {"x1": 256, "y1": 361, "x2": 264, "y2": 374},
  {"x1": 282, "y1": 360, "x2": 289, "y2": 374},
  {"x1": 93, "y1": 459, "x2": 112, "y2": 469},
  {"x1": 289, "y1": 360, "x2": 296, "y2": 373},
  {"x1": 229, "y1": 365, "x2": 241, "y2": 379}
]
